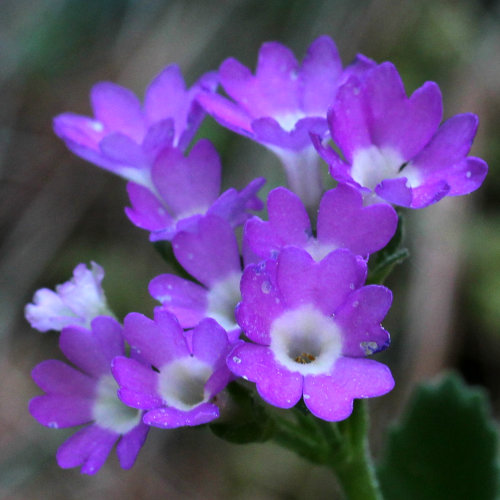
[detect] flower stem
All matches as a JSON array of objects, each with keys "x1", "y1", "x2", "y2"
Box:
[
  {"x1": 271, "y1": 400, "x2": 383, "y2": 500},
  {"x1": 330, "y1": 401, "x2": 383, "y2": 500}
]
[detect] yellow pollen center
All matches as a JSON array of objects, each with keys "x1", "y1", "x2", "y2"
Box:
[{"x1": 295, "y1": 352, "x2": 316, "y2": 364}]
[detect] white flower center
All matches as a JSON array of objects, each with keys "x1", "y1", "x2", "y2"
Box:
[
  {"x1": 270, "y1": 305, "x2": 343, "y2": 376},
  {"x1": 351, "y1": 146, "x2": 413, "y2": 190},
  {"x1": 304, "y1": 239, "x2": 337, "y2": 262},
  {"x1": 93, "y1": 375, "x2": 141, "y2": 434},
  {"x1": 158, "y1": 357, "x2": 213, "y2": 411},
  {"x1": 206, "y1": 272, "x2": 241, "y2": 331},
  {"x1": 275, "y1": 111, "x2": 306, "y2": 132}
]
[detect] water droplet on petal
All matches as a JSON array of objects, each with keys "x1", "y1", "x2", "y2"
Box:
[
  {"x1": 352, "y1": 301, "x2": 359, "y2": 308},
  {"x1": 303, "y1": 394, "x2": 310, "y2": 400},
  {"x1": 232, "y1": 356, "x2": 241, "y2": 364},
  {"x1": 466, "y1": 171, "x2": 472, "y2": 178},
  {"x1": 261, "y1": 281, "x2": 271, "y2": 294},
  {"x1": 349, "y1": 282, "x2": 355, "y2": 290},
  {"x1": 48, "y1": 421, "x2": 59, "y2": 429}
]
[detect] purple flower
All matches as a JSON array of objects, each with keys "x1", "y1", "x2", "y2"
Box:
[
  {"x1": 149, "y1": 215, "x2": 249, "y2": 342},
  {"x1": 125, "y1": 139, "x2": 265, "y2": 241},
  {"x1": 227, "y1": 248, "x2": 394, "y2": 421},
  {"x1": 313, "y1": 62, "x2": 488, "y2": 208},
  {"x1": 25, "y1": 262, "x2": 113, "y2": 332},
  {"x1": 197, "y1": 35, "x2": 374, "y2": 209},
  {"x1": 53, "y1": 65, "x2": 217, "y2": 188},
  {"x1": 112, "y1": 311, "x2": 233, "y2": 428},
  {"x1": 245, "y1": 183, "x2": 398, "y2": 261},
  {"x1": 29, "y1": 316, "x2": 149, "y2": 474}
]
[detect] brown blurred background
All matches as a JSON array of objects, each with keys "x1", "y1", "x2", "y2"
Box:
[{"x1": 1, "y1": 0, "x2": 499, "y2": 498}]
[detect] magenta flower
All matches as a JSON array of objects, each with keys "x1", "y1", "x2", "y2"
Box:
[
  {"x1": 53, "y1": 65, "x2": 217, "y2": 188},
  {"x1": 112, "y1": 311, "x2": 233, "y2": 428},
  {"x1": 197, "y1": 35, "x2": 374, "y2": 209},
  {"x1": 227, "y1": 248, "x2": 394, "y2": 421},
  {"x1": 244, "y1": 183, "x2": 398, "y2": 261},
  {"x1": 150, "y1": 215, "x2": 250, "y2": 342},
  {"x1": 29, "y1": 317, "x2": 149, "y2": 474},
  {"x1": 25, "y1": 262, "x2": 113, "y2": 333},
  {"x1": 313, "y1": 62, "x2": 488, "y2": 208},
  {"x1": 125, "y1": 139, "x2": 265, "y2": 241}
]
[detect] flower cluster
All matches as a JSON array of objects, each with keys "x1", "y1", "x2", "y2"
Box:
[{"x1": 27, "y1": 35, "x2": 487, "y2": 473}]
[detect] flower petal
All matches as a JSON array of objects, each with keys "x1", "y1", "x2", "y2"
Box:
[
  {"x1": 227, "y1": 343, "x2": 303, "y2": 409},
  {"x1": 143, "y1": 403, "x2": 219, "y2": 428},
  {"x1": 116, "y1": 421, "x2": 149, "y2": 469},
  {"x1": 303, "y1": 357, "x2": 394, "y2": 421},
  {"x1": 56, "y1": 424, "x2": 118, "y2": 474},
  {"x1": 149, "y1": 274, "x2": 208, "y2": 328}
]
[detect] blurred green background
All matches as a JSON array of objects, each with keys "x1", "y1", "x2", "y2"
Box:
[{"x1": 1, "y1": 0, "x2": 499, "y2": 498}]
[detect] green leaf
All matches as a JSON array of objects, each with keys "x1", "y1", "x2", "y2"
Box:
[
  {"x1": 378, "y1": 373, "x2": 500, "y2": 500},
  {"x1": 367, "y1": 212, "x2": 409, "y2": 285},
  {"x1": 209, "y1": 382, "x2": 275, "y2": 444}
]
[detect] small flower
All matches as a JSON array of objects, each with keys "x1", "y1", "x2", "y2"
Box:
[
  {"x1": 313, "y1": 62, "x2": 488, "y2": 208},
  {"x1": 25, "y1": 262, "x2": 113, "y2": 332},
  {"x1": 244, "y1": 183, "x2": 398, "y2": 261},
  {"x1": 227, "y1": 247, "x2": 394, "y2": 421},
  {"x1": 125, "y1": 139, "x2": 265, "y2": 241},
  {"x1": 53, "y1": 65, "x2": 218, "y2": 188},
  {"x1": 198, "y1": 35, "x2": 372, "y2": 152},
  {"x1": 150, "y1": 215, "x2": 249, "y2": 342},
  {"x1": 112, "y1": 311, "x2": 233, "y2": 428},
  {"x1": 29, "y1": 317, "x2": 149, "y2": 474},
  {"x1": 197, "y1": 36, "x2": 374, "y2": 209}
]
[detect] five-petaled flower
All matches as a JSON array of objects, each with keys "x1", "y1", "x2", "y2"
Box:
[
  {"x1": 227, "y1": 247, "x2": 394, "y2": 421},
  {"x1": 29, "y1": 317, "x2": 149, "y2": 474}
]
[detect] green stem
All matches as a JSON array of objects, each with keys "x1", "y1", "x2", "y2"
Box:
[
  {"x1": 329, "y1": 400, "x2": 383, "y2": 500},
  {"x1": 270, "y1": 400, "x2": 383, "y2": 500}
]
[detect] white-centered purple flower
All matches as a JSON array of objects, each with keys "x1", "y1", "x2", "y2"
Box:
[
  {"x1": 313, "y1": 62, "x2": 488, "y2": 208},
  {"x1": 149, "y1": 215, "x2": 249, "y2": 342},
  {"x1": 125, "y1": 139, "x2": 265, "y2": 241},
  {"x1": 53, "y1": 65, "x2": 217, "y2": 188},
  {"x1": 197, "y1": 35, "x2": 374, "y2": 210},
  {"x1": 112, "y1": 311, "x2": 233, "y2": 428},
  {"x1": 25, "y1": 262, "x2": 113, "y2": 333},
  {"x1": 227, "y1": 247, "x2": 394, "y2": 422},
  {"x1": 244, "y1": 183, "x2": 398, "y2": 261},
  {"x1": 29, "y1": 316, "x2": 149, "y2": 474}
]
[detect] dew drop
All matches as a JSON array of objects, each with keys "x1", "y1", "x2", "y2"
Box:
[
  {"x1": 48, "y1": 421, "x2": 59, "y2": 429},
  {"x1": 187, "y1": 253, "x2": 194, "y2": 260},
  {"x1": 303, "y1": 394, "x2": 310, "y2": 400},
  {"x1": 261, "y1": 281, "x2": 271, "y2": 294},
  {"x1": 352, "y1": 301, "x2": 359, "y2": 308},
  {"x1": 349, "y1": 282, "x2": 355, "y2": 290},
  {"x1": 275, "y1": 298, "x2": 280, "y2": 304},
  {"x1": 242, "y1": 375, "x2": 248, "y2": 380},
  {"x1": 466, "y1": 171, "x2": 472, "y2": 178},
  {"x1": 232, "y1": 356, "x2": 241, "y2": 364},
  {"x1": 163, "y1": 294, "x2": 172, "y2": 302}
]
